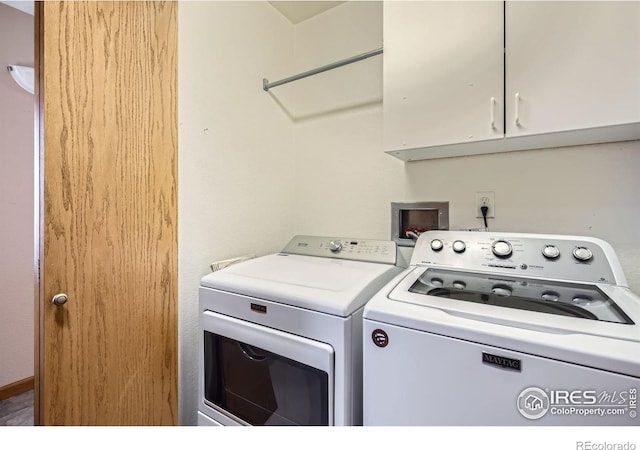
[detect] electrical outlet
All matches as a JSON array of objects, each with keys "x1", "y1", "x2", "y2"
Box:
[{"x1": 475, "y1": 191, "x2": 495, "y2": 218}]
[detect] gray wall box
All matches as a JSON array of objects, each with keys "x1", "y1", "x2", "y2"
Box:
[{"x1": 391, "y1": 202, "x2": 450, "y2": 247}]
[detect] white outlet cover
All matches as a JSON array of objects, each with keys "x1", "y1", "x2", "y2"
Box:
[{"x1": 475, "y1": 191, "x2": 495, "y2": 218}]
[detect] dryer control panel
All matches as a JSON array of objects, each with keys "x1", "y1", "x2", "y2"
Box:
[
  {"x1": 410, "y1": 230, "x2": 625, "y2": 286},
  {"x1": 282, "y1": 235, "x2": 397, "y2": 265}
]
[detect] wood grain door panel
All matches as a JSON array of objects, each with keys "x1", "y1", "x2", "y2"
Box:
[{"x1": 40, "y1": 1, "x2": 177, "y2": 425}]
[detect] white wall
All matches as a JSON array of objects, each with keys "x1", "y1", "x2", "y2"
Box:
[
  {"x1": 402, "y1": 141, "x2": 640, "y2": 287},
  {"x1": 0, "y1": 3, "x2": 34, "y2": 388},
  {"x1": 178, "y1": 1, "x2": 295, "y2": 425},
  {"x1": 292, "y1": 2, "x2": 404, "y2": 240},
  {"x1": 291, "y1": 1, "x2": 640, "y2": 292}
]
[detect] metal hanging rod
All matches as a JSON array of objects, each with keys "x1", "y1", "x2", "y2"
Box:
[{"x1": 263, "y1": 47, "x2": 383, "y2": 92}]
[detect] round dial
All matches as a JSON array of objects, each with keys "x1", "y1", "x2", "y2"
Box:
[
  {"x1": 573, "y1": 246, "x2": 593, "y2": 262},
  {"x1": 430, "y1": 277, "x2": 444, "y2": 287},
  {"x1": 430, "y1": 239, "x2": 444, "y2": 252},
  {"x1": 452, "y1": 240, "x2": 466, "y2": 253},
  {"x1": 542, "y1": 245, "x2": 560, "y2": 259},
  {"x1": 328, "y1": 240, "x2": 342, "y2": 253},
  {"x1": 541, "y1": 291, "x2": 559, "y2": 302},
  {"x1": 491, "y1": 240, "x2": 513, "y2": 258}
]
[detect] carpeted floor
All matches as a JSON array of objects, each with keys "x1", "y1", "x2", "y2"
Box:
[{"x1": 0, "y1": 390, "x2": 34, "y2": 426}]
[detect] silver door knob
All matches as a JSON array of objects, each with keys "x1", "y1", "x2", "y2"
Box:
[{"x1": 52, "y1": 293, "x2": 69, "y2": 306}]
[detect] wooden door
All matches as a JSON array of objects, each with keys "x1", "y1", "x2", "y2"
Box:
[{"x1": 37, "y1": 1, "x2": 177, "y2": 425}]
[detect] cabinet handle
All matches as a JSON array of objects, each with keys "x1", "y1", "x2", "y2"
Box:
[
  {"x1": 515, "y1": 93, "x2": 521, "y2": 127},
  {"x1": 490, "y1": 97, "x2": 497, "y2": 130}
]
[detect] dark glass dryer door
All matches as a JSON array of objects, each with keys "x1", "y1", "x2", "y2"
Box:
[{"x1": 202, "y1": 310, "x2": 334, "y2": 426}]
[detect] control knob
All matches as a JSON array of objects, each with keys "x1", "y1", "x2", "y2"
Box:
[
  {"x1": 573, "y1": 246, "x2": 593, "y2": 262},
  {"x1": 542, "y1": 245, "x2": 560, "y2": 259},
  {"x1": 491, "y1": 240, "x2": 513, "y2": 258},
  {"x1": 430, "y1": 239, "x2": 444, "y2": 252},
  {"x1": 452, "y1": 240, "x2": 466, "y2": 253},
  {"x1": 328, "y1": 240, "x2": 343, "y2": 253}
]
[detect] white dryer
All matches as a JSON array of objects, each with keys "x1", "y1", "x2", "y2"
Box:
[
  {"x1": 363, "y1": 230, "x2": 640, "y2": 425},
  {"x1": 198, "y1": 235, "x2": 404, "y2": 426}
]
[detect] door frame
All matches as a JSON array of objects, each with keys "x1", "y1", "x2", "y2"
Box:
[{"x1": 33, "y1": 0, "x2": 42, "y2": 426}]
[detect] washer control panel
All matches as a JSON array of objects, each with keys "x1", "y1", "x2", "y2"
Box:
[
  {"x1": 282, "y1": 235, "x2": 397, "y2": 265},
  {"x1": 411, "y1": 230, "x2": 620, "y2": 284}
]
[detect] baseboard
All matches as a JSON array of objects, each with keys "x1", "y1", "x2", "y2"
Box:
[{"x1": 0, "y1": 377, "x2": 34, "y2": 401}]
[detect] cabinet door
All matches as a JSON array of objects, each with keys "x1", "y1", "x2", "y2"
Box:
[
  {"x1": 506, "y1": 1, "x2": 640, "y2": 136},
  {"x1": 384, "y1": 1, "x2": 504, "y2": 153}
]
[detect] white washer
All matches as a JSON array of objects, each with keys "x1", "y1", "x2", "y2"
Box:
[
  {"x1": 198, "y1": 235, "x2": 404, "y2": 426},
  {"x1": 363, "y1": 230, "x2": 640, "y2": 425}
]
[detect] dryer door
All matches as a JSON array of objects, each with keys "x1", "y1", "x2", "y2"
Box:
[{"x1": 201, "y1": 311, "x2": 335, "y2": 426}]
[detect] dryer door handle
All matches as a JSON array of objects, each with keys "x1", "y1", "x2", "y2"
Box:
[{"x1": 239, "y1": 342, "x2": 268, "y2": 361}]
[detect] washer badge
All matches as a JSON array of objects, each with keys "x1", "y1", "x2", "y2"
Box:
[{"x1": 372, "y1": 329, "x2": 389, "y2": 348}]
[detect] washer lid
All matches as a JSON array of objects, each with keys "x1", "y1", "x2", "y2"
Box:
[
  {"x1": 200, "y1": 253, "x2": 401, "y2": 317},
  {"x1": 407, "y1": 268, "x2": 633, "y2": 324},
  {"x1": 364, "y1": 267, "x2": 640, "y2": 376},
  {"x1": 382, "y1": 267, "x2": 640, "y2": 338}
]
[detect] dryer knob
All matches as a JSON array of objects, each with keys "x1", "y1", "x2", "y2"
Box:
[
  {"x1": 328, "y1": 240, "x2": 343, "y2": 253},
  {"x1": 430, "y1": 239, "x2": 444, "y2": 251},
  {"x1": 573, "y1": 246, "x2": 593, "y2": 262}
]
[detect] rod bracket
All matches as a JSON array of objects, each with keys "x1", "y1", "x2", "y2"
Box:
[{"x1": 263, "y1": 78, "x2": 270, "y2": 92}]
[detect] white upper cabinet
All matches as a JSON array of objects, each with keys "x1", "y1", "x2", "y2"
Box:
[
  {"x1": 383, "y1": 1, "x2": 505, "y2": 154},
  {"x1": 505, "y1": 1, "x2": 640, "y2": 136},
  {"x1": 385, "y1": 1, "x2": 640, "y2": 162}
]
